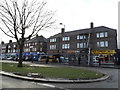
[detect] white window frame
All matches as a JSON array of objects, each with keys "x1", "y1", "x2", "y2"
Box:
[
  {"x1": 77, "y1": 35, "x2": 86, "y2": 40},
  {"x1": 96, "y1": 32, "x2": 108, "y2": 38},
  {"x1": 50, "y1": 38, "x2": 56, "y2": 42},
  {"x1": 13, "y1": 45, "x2": 16, "y2": 48},
  {"x1": 8, "y1": 45, "x2": 11, "y2": 48},
  {"x1": 97, "y1": 41, "x2": 108, "y2": 47},
  {"x1": 77, "y1": 42, "x2": 87, "y2": 48},
  {"x1": 50, "y1": 45, "x2": 56, "y2": 50},
  {"x1": 62, "y1": 44, "x2": 70, "y2": 49},
  {"x1": 62, "y1": 36, "x2": 70, "y2": 41}
]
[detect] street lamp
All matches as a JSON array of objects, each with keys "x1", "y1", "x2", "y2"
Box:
[
  {"x1": 0, "y1": 38, "x2": 2, "y2": 60},
  {"x1": 58, "y1": 23, "x2": 65, "y2": 63},
  {"x1": 60, "y1": 23, "x2": 65, "y2": 28}
]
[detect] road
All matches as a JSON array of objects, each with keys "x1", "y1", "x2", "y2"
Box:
[
  {"x1": 47, "y1": 67, "x2": 119, "y2": 89},
  {"x1": 1, "y1": 75, "x2": 63, "y2": 90}
]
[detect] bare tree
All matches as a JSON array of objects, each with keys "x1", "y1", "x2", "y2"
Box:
[{"x1": 0, "y1": 0, "x2": 56, "y2": 67}]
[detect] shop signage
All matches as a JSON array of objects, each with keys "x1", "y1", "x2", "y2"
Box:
[
  {"x1": 91, "y1": 50, "x2": 116, "y2": 54},
  {"x1": 67, "y1": 50, "x2": 76, "y2": 53}
]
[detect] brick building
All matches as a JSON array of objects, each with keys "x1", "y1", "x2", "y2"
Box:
[
  {"x1": 0, "y1": 35, "x2": 47, "y2": 61},
  {"x1": 47, "y1": 23, "x2": 117, "y2": 65},
  {"x1": 24, "y1": 35, "x2": 47, "y2": 61}
]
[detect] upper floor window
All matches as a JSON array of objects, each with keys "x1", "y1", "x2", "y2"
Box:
[
  {"x1": 77, "y1": 35, "x2": 86, "y2": 40},
  {"x1": 40, "y1": 48, "x2": 42, "y2": 51},
  {"x1": 62, "y1": 44, "x2": 70, "y2": 49},
  {"x1": 77, "y1": 42, "x2": 87, "y2": 48},
  {"x1": 8, "y1": 50, "x2": 10, "y2": 53},
  {"x1": 32, "y1": 48, "x2": 37, "y2": 51},
  {"x1": 50, "y1": 38, "x2": 56, "y2": 42},
  {"x1": 62, "y1": 36, "x2": 70, "y2": 41},
  {"x1": 35, "y1": 42, "x2": 37, "y2": 45},
  {"x1": 50, "y1": 45, "x2": 56, "y2": 50},
  {"x1": 40, "y1": 42, "x2": 43, "y2": 45},
  {"x1": 13, "y1": 45, "x2": 16, "y2": 48},
  {"x1": 96, "y1": 32, "x2": 108, "y2": 38},
  {"x1": 13, "y1": 49, "x2": 16, "y2": 53},
  {"x1": 8, "y1": 45, "x2": 11, "y2": 48},
  {"x1": 97, "y1": 41, "x2": 108, "y2": 47}
]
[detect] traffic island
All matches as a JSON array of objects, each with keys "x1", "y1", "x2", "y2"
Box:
[{"x1": 0, "y1": 62, "x2": 109, "y2": 83}]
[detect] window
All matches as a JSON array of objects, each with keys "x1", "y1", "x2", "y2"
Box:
[
  {"x1": 8, "y1": 45, "x2": 11, "y2": 48},
  {"x1": 32, "y1": 48, "x2": 37, "y2": 51},
  {"x1": 77, "y1": 35, "x2": 86, "y2": 40},
  {"x1": 35, "y1": 42, "x2": 37, "y2": 45},
  {"x1": 96, "y1": 32, "x2": 108, "y2": 38},
  {"x1": 50, "y1": 38, "x2": 56, "y2": 42},
  {"x1": 62, "y1": 36, "x2": 70, "y2": 41},
  {"x1": 77, "y1": 43, "x2": 87, "y2": 48},
  {"x1": 40, "y1": 42, "x2": 43, "y2": 45},
  {"x1": 8, "y1": 50, "x2": 10, "y2": 53},
  {"x1": 50, "y1": 45, "x2": 56, "y2": 50},
  {"x1": 13, "y1": 49, "x2": 16, "y2": 53},
  {"x1": 62, "y1": 44, "x2": 70, "y2": 49},
  {"x1": 40, "y1": 48, "x2": 42, "y2": 51},
  {"x1": 97, "y1": 41, "x2": 108, "y2": 47},
  {"x1": 13, "y1": 45, "x2": 16, "y2": 48}
]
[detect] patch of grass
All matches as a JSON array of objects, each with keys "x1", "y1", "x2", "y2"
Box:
[{"x1": 1, "y1": 62, "x2": 103, "y2": 79}]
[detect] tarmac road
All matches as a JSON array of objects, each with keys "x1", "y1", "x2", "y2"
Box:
[
  {"x1": 1, "y1": 75, "x2": 63, "y2": 90},
  {"x1": 46, "y1": 67, "x2": 119, "y2": 89}
]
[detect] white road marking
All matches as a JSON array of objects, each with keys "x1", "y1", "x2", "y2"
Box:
[{"x1": 31, "y1": 82, "x2": 56, "y2": 88}]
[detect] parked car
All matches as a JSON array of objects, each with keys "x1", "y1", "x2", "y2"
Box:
[{"x1": 7, "y1": 57, "x2": 14, "y2": 60}]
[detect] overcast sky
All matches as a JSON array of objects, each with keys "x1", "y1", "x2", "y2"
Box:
[{"x1": 0, "y1": 0, "x2": 119, "y2": 43}]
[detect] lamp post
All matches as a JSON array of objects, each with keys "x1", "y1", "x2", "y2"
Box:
[
  {"x1": 0, "y1": 38, "x2": 2, "y2": 60},
  {"x1": 60, "y1": 23, "x2": 65, "y2": 29},
  {"x1": 58, "y1": 23, "x2": 65, "y2": 63}
]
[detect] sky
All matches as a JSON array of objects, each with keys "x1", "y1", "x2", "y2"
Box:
[{"x1": 0, "y1": 0, "x2": 119, "y2": 44}]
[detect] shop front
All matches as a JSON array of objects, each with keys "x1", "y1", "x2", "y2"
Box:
[
  {"x1": 91, "y1": 50, "x2": 116, "y2": 65},
  {"x1": 61, "y1": 50, "x2": 88, "y2": 66}
]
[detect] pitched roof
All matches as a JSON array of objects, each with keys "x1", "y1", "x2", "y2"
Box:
[
  {"x1": 49, "y1": 26, "x2": 116, "y2": 38},
  {"x1": 27, "y1": 35, "x2": 47, "y2": 43}
]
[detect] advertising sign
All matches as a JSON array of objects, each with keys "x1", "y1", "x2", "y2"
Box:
[{"x1": 91, "y1": 50, "x2": 116, "y2": 54}]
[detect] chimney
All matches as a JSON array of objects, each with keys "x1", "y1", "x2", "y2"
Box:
[
  {"x1": 90, "y1": 22, "x2": 94, "y2": 29},
  {"x1": 60, "y1": 23, "x2": 65, "y2": 34},
  {"x1": 9, "y1": 40, "x2": 12, "y2": 43},
  {"x1": 1, "y1": 41, "x2": 4, "y2": 44},
  {"x1": 61, "y1": 28, "x2": 65, "y2": 34},
  {"x1": 36, "y1": 34, "x2": 39, "y2": 37}
]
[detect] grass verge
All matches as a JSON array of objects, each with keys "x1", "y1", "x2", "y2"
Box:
[{"x1": 1, "y1": 62, "x2": 104, "y2": 79}]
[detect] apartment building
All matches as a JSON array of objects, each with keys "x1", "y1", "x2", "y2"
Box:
[
  {"x1": 47, "y1": 23, "x2": 117, "y2": 65},
  {"x1": 0, "y1": 35, "x2": 47, "y2": 61},
  {"x1": 24, "y1": 35, "x2": 47, "y2": 53}
]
